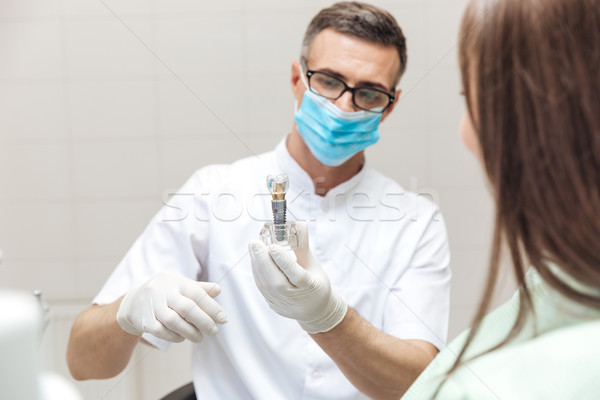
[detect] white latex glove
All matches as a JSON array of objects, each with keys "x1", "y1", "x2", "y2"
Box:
[
  {"x1": 249, "y1": 222, "x2": 348, "y2": 334},
  {"x1": 116, "y1": 270, "x2": 227, "y2": 343}
]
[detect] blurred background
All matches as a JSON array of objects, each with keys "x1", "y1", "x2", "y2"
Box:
[{"x1": 0, "y1": 0, "x2": 516, "y2": 398}]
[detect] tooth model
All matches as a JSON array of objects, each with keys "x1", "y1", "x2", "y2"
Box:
[{"x1": 259, "y1": 174, "x2": 301, "y2": 249}]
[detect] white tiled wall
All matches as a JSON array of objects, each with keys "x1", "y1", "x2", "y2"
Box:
[{"x1": 0, "y1": 0, "x2": 516, "y2": 398}]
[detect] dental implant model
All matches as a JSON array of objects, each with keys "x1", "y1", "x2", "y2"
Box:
[{"x1": 259, "y1": 174, "x2": 301, "y2": 249}]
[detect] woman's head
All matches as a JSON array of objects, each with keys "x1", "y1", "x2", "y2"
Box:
[
  {"x1": 462, "y1": 0, "x2": 600, "y2": 305},
  {"x1": 446, "y1": 0, "x2": 600, "y2": 388}
]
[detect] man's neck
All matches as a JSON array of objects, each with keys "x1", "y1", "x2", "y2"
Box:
[{"x1": 286, "y1": 130, "x2": 365, "y2": 196}]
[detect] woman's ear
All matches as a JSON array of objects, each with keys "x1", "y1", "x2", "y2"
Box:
[{"x1": 460, "y1": 111, "x2": 483, "y2": 162}]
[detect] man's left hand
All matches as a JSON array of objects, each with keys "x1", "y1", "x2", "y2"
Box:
[{"x1": 248, "y1": 222, "x2": 348, "y2": 334}]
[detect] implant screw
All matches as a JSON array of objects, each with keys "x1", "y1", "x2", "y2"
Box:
[
  {"x1": 272, "y1": 200, "x2": 286, "y2": 241},
  {"x1": 267, "y1": 174, "x2": 289, "y2": 242}
]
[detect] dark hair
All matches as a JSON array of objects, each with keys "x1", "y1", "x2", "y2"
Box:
[
  {"x1": 440, "y1": 0, "x2": 600, "y2": 394},
  {"x1": 301, "y1": 1, "x2": 407, "y2": 85}
]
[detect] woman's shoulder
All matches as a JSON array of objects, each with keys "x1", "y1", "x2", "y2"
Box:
[{"x1": 442, "y1": 318, "x2": 600, "y2": 399}]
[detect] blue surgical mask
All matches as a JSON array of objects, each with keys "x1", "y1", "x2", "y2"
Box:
[{"x1": 294, "y1": 72, "x2": 382, "y2": 167}]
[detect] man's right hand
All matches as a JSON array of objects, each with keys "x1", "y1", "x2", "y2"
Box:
[{"x1": 116, "y1": 270, "x2": 227, "y2": 343}]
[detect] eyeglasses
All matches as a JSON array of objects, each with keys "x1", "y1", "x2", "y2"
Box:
[{"x1": 303, "y1": 64, "x2": 395, "y2": 113}]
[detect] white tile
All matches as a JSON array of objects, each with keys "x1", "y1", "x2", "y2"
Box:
[
  {"x1": 64, "y1": 19, "x2": 156, "y2": 79},
  {"x1": 431, "y1": 128, "x2": 486, "y2": 188},
  {"x1": 425, "y1": 66, "x2": 464, "y2": 129},
  {"x1": 0, "y1": 0, "x2": 60, "y2": 19},
  {"x1": 428, "y1": 0, "x2": 469, "y2": 6},
  {"x1": 72, "y1": 139, "x2": 160, "y2": 199},
  {"x1": 74, "y1": 260, "x2": 121, "y2": 298},
  {"x1": 62, "y1": 0, "x2": 153, "y2": 18},
  {"x1": 40, "y1": 302, "x2": 89, "y2": 372},
  {"x1": 447, "y1": 304, "x2": 475, "y2": 342},
  {"x1": 0, "y1": 82, "x2": 67, "y2": 141},
  {"x1": 244, "y1": 12, "x2": 311, "y2": 75},
  {"x1": 438, "y1": 188, "x2": 494, "y2": 249},
  {"x1": 0, "y1": 143, "x2": 70, "y2": 201},
  {"x1": 428, "y1": 49, "x2": 461, "y2": 72},
  {"x1": 155, "y1": 16, "x2": 244, "y2": 77},
  {"x1": 159, "y1": 134, "x2": 279, "y2": 191},
  {"x1": 243, "y1": 0, "x2": 335, "y2": 11},
  {"x1": 381, "y1": 4, "x2": 428, "y2": 69},
  {"x1": 0, "y1": 202, "x2": 75, "y2": 262},
  {"x1": 0, "y1": 260, "x2": 78, "y2": 300},
  {"x1": 386, "y1": 71, "x2": 428, "y2": 130},
  {"x1": 449, "y1": 248, "x2": 491, "y2": 309},
  {"x1": 69, "y1": 80, "x2": 157, "y2": 139},
  {"x1": 367, "y1": 128, "x2": 432, "y2": 189},
  {"x1": 0, "y1": 21, "x2": 62, "y2": 80},
  {"x1": 138, "y1": 340, "x2": 193, "y2": 399},
  {"x1": 419, "y1": 3, "x2": 466, "y2": 133},
  {"x1": 157, "y1": 77, "x2": 245, "y2": 138},
  {"x1": 447, "y1": 251, "x2": 518, "y2": 341},
  {"x1": 243, "y1": 73, "x2": 295, "y2": 136},
  {"x1": 74, "y1": 200, "x2": 161, "y2": 259},
  {"x1": 368, "y1": 0, "x2": 424, "y2": 8},
  {"x1": 427, "y1": 2, "x2": 468, "y2": 65},
  {"x1": 155, "y1": 0, "x2": 243, "y2": 15}
]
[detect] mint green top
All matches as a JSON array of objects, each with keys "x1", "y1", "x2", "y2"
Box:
[{"x1": 402, "y1": 268, "x2": 600, "y2": 400}]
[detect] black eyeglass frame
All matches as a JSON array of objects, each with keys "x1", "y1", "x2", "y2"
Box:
[{"x1": 303, "y1": 67, "x2": 396, "y2": 114}]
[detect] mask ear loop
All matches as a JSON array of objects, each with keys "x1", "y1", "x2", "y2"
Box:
[
  {"x1": 298, "y1": 62, "x2": 310, "y2": 91},
  {"x1": 296, "y1": 62, "x2": 309, "y2": 113}
]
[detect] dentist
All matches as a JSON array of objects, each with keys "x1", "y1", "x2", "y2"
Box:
[{"x1": 67, "y1": 3, "x2": 450, "y2": 399}]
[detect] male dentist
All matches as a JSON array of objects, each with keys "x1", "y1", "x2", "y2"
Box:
[{"x1": 67, "y1": 2, "x2": 450, "y2": 399}]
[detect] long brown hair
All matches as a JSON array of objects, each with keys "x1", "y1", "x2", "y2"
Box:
[{"x1": 444, "y1": 0, "x2": 600, "y2": 390}]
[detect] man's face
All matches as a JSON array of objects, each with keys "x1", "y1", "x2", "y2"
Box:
[{"x1": 293, "y1": 28, "x2": 401, "y2": 121}]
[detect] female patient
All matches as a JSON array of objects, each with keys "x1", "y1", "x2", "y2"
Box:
[{"x1": 402, "y1": 0, "x2": 600, "y2": 398}]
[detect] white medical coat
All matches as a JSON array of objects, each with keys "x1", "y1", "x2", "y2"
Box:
[{"x1": 94, "y1": 137, "x2": 451, "y2": 400}]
